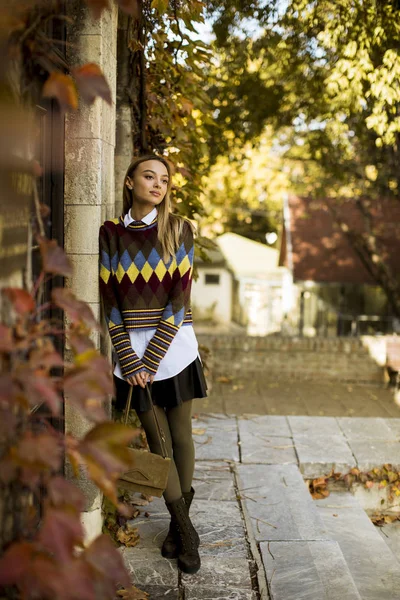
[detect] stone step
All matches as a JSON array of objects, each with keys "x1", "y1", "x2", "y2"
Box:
[
  {"x1": 236, "y1": 463, "x2": 329, "y2": 542},
  {"x1": 260, "y1": 540, "x2": 362, "y2": 600},
  {"x1": 315, "y1": 490, "x2": 400, "y2": 599}
]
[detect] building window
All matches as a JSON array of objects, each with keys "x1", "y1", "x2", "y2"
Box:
[{"x1": 205, "y1": 273, "x2": 220, "y2": 285}]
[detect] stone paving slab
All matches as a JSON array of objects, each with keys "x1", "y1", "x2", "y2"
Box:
[
  {"x1": 348, "y1": 439, "x2": 400, "y2": 471},
  {"x1": 383, "y1": 418, "x2": 400, "y2": 437},
  {"x1": 185, "y1": 587, "x2": 256, "y2": 600},
  {"x1": 240, "y1": 434, "x2": 297, "y2": 465},
  {"x1": 236, "y1": 464, "x2": 329, "y2": 542},
  {"x1": 191, "y1": 500, "x2": 247, "y2": 557},
  {"x1": 192, "y1": 461, "x2": 236, "y2": 501},
  {"x1": 337, "y1": 417, "x2": 396, "y2": 440},
  {"x1": 122, "y1": 547, "x2": 178, "y2": 587},
  {"x1": 316, "y1": 491, "x2": 400, "y2": 599},
  {"x1": 287, "y1": 415, "x2": 344, "y2": 437},
  {"x1": 293, "y1": 433, "x2": 356, "y2": 478},
  {"x1": 377, "y1": 521, "x2": 400, "y2": 561},
  {"x1": 261, "y1": 540, "x2": 361, "y2": 600},
  {"x1": 239, "y1": 415, "x2": 291, "y2": 437},
  {"x1": 193, "y1": 414, "x2": 239, "y2": 462},
  {"x1": 181, "y1": 556, "x2": 252, "y2": 589}
]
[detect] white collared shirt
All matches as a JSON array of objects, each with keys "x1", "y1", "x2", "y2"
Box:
[{"x1": 113, "y1": 207, "x2": 199, "y2": 382}]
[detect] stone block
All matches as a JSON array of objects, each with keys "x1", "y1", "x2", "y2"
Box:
[
  {"x1": 193, "y1": 461, "x2": 237, "y2": 502},
  {"x1": 191, "y1": 500, "x2": 247, "y2": 557},
  {"x1": 288, "y1": 416, "x2": 343, "y2": 437},
  {"x1": 261, "y1": 540, "x2": 361, "y2": 600},
  {"x1": 348, "y1": 439, "x2": 400, "y2": 471},
  {"x1": 122, "y1": 547, "x2": 179, "y2": 587},
  {"x1": 193, "y1": 415, "x2": 239, "y2": 462},
  {"x1": 66, "y1": 29, "x2": 116, "y2": 143},
  {"x1": 337, "y1": 417, "x2": 395, "y2": 440},
  {"x1": 316, "y1": 491, "x2": 400, "y2": 599},
  {"x1": 240, "y1": 433, "x2": 297, "y2": 465},
  {"x1": 376, "y1": 521, "x2": 400, "y2": 562},
  {"x1": 65, "y1": 138, "x2": 102, "y2": 205},
  {"x1": 294, "y1": 434, "x2": 356, "y2": 478},
  {"x1": 67, "y1": 1, "x2": 118, "y2": 59},
  {"x1": 236, "y1": 464, "x2": 329, "y2": 542},
  {"x1": 81, "y1": 507, "x2": 103, "y2": 544},
  {"x1": 65, "y1": 254, "x2": 99, "y2": 304},
  {"x1": 239, "y1": 415, "x2": 291, "y2": 437},
  {"x1": 65, "y1": 205, "x2": 102, "y2": 254},
  {"x1": 181, "y1": 556, "x2": 251, "y2": 589},
  {"x1": 101, "y1": 141, "x2": 115, "y2": 204}
]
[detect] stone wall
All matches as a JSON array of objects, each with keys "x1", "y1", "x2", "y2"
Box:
[
  {"x1": 64, "y1": 1, "x2": 119, "y2": 541},
  {"x1": 197, "y1": 334, "x2": 385, "y2": 385}
]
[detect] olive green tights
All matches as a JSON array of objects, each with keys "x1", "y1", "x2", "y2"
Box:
[{"x1": 136, "y1": 400, "x2": 195, "y2": 503}]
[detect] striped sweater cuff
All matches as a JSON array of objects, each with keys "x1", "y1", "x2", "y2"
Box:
[
  {"x1": 109, "y1": 325, "x2": 143, "y2": 378},
  {"x1": 141, "y1": 320, "x2": 179, "y2": 374}
]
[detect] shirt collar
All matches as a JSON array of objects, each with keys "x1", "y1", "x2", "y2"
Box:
[{"x1": 123, "y1": 207, "x2": 158, "y2": 228}]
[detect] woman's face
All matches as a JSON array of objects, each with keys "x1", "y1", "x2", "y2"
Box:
[{"x1": 126, "y1": 159, "x2": 169, "y2": 208}]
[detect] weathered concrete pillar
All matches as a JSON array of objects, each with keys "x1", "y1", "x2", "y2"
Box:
[
  {"x1": 115, "y1": 10, "x2": 134, "y2": 218},
  {"x1": 64, "y1": 1, "x2": 118, "y2": 541}
]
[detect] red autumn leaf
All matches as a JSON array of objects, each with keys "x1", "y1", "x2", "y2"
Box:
[
  {"x1": 0, "y1": 542, "x2": 66, "y2": 598},
  {"x1": 13, "y1": 431, "x2": 62, "y2": 487},
  {"x1": 68, "y1": 332, "x2": 96, "y2": 355},
  {"x1": 52, "y1": 288, "x2": 99, "y2": 329},
  {"x1": 39, "y1": 508, "x2": 84, "y2": 562},
  {"x1": 69, "y1": 423, "x2": 136, "y2": 514},
  {"x1": 84, "y1": 534, "x2": 130, "y2": 590},
  {"x1": 2, "y1": 288, "x2": 35, "y2": 315},
  {"x1": 56, "y1": 559, "x2": 95, "y2": 599},
  {"x1": 85, "y1": 0, "x2": 110, "y2": 19},
  {"x1": 39, "y1": 237, "x2": 73, "y2": 277},
  {"x1": 366, "y1": 480, "x2": 375, "y2": 488},
  {"x1": 63, "y1": 369, "x2": 111, "y2": 423},
  {"x1": 20, "y1": 372, "x2": 62, "y2": 415},
  {"x1": 116, "y1": 0, "x2": 140, "y2": 17},
  {"x1": 42, "y1": 72, "x2": 79, "y2": 111},
  {"x1": 0, "y1": 324, "x2": 13, "y2": 352},
  {"x1": 72, "y1": 63, "x2": 112, "y2": 105},
  {"x1": 29, "y1": 347, "x2": 64, "y2": 371},
  {"x1": 0, "y1": 374, "x2": 17, "y2": 403},
  {"x1": 47, "y1": 476, "x2": 86, "y2": 512}
]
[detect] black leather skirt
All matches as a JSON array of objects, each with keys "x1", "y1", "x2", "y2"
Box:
[{"x1": 113, "y1": 357, "x2": 208, "y2": 414}]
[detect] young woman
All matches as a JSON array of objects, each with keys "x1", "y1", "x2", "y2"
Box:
[{"x1": 99, "y1": 154, "x2": 207, "y2": 575}]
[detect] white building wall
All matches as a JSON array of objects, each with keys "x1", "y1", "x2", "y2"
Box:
[{"x1": 192, "y1": 268, "x2": 232, "y2": 324}]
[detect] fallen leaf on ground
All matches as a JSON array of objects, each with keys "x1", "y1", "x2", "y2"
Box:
[
  {"x1": 216, "y1": 376, "x2": 231, "y2": 383},
  {"x1": 116, "y1": 585, "x2": 149, "y2": 599},
  {"x1": 116, "y1": 525, "x2": 140, "y2": 547},
  {"x1": 192, "y1": 428, "x2": 206, "y2": 435}
]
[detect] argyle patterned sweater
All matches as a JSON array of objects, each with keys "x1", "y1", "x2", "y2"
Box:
[{"x1": 99, "y1": 215, "x2": 194, "y2": 378}]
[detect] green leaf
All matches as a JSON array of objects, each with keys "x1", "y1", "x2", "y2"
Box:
[{"x1": 151, "y1": 0, "x2": 168, "y2": 15}]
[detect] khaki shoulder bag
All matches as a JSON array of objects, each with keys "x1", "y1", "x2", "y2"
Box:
[{"x1": 117, "y1": 384, "x2": 171, "y2": 497}]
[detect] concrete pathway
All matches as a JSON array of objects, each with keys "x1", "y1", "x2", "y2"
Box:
[{"x1": 122, "y1": 414, "x2": 400, "y2": 600}]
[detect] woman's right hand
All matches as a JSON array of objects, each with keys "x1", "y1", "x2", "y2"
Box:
[{"x1": 127, "y1": 371, "x2": 149, "y2": 388}]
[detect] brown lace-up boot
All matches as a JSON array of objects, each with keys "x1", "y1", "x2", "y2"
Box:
[
  {"x1": 165, "y1": 496, "x2": 201, "y2": 574},
  {"x1": 161, "y1": 487, "x2": 199, "y2": 558}
]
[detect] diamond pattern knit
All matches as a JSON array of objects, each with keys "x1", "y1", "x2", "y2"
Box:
[{"x1": 99, "y1": 215, "x2": 194, "y2": 378}]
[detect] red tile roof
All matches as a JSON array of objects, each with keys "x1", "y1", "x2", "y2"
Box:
[{"x1": 279, "y1": 195, "x2": 400, "y2": 284}]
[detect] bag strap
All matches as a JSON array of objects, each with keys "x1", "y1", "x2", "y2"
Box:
[{"x1": 123, "y1": 383, "x2": 169, "y2": 459}]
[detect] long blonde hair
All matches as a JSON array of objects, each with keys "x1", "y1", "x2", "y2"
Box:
[{"x1": 122, "y1": 154, "x2": 194, "y2": 262}]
